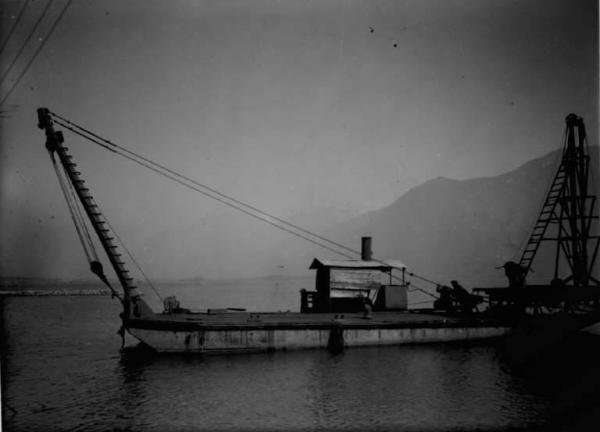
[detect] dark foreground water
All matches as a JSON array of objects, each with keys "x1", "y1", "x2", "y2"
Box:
[{"x1": 2, "y1": 295, "x2": 600, "y2": 432}]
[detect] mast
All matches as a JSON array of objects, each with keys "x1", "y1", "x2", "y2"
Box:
[
  {"x1": 554, "y1": 114, "x2": 599, "y2": 288},
  {"x1": 519, "y1": 113, "x2": 599, "y2": 289},
  {"x1": 37, "y1": 107, "x2": 146, "y2": 316}
]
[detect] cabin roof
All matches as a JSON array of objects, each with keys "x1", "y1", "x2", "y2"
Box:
[{"x1": 309, "y1": 258, "x2": 406, "y2": 270}]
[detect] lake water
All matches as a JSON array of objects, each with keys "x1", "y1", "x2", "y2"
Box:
[{"x1": 2, "y1": 282, "x2": 600, "y2": 431}]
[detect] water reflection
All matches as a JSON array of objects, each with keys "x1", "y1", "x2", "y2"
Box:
[
  {"x1": 4, "y1": 296, "x2": 600, "y2": 431},
  {"x1": 302, "y1": 343, "x2": 539, "y2": 430},
  {"x1": 497, "y1": 332, "x2": 600, "y2": 430}
]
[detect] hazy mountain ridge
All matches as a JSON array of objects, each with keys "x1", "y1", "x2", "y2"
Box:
[
  {"x1": 137, "y1": 146, "x2": 599, "y2": 285},
  {"x1": 2, "y1": 147, "x2": 597, "y2": 287},
  {"x1": 322, "y1": 147, "x2": 599, "y2": 288}
]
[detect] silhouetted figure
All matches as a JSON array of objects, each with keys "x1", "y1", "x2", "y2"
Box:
[
  {"x1": 434, "y1": 285, "x2": 455, "y2": 312},
  {"x1": 434, "y1": 281, "x2": 482, "y2": 314}
]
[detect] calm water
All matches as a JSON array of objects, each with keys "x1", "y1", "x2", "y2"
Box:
[{"x1": 2, "y1": 287, "x2": 600, "y2": 431}]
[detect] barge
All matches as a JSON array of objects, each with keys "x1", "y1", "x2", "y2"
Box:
[
  {"x1": 37, "y1": 109, "x2": 600, "y2": 354},
  {"x1": 124, "y1": 310, "x2": 510, "y2": 354}
]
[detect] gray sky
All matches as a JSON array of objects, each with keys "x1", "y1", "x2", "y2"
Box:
[{"x1": 0, "y1": 0, "x2": 597, "y2": 279}]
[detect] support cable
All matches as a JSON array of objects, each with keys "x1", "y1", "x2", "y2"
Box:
[
  {"x1": 50, "y1": 152, "x2": 94, "y2": 262},
  {"x1": 102, "y1": 217, "x2": 164, "y2": 303},
  {"x1": 50, "y1": 111, "x2": 360, "y2": 257},
  {"x1": 49, "y1": 113, "x2": 445, "y2": 288},
  {"x1": 0, "y1": 0, "x2": 72, "y2": 106},
  {"x1": 407, "y1": 282, "x2": 439, "y2": 299},
  {"x1": 407, "y1": 299, "x2": 436, "y2": 307},
  {"x1": 0, "y1": 0, "x2": 53, "y2": 86},
  {"x1": 51, "y1": 118, "x2": 357, "y2": 260},
  {"x1": 0, "y1": 0, "x2": 32, "y2": 56},
  {"x1": 406, "y1": 271, "x2": 439, "y2": 287},
  {"x1": 62, "y1": 163, "x2": 99, "y2": 262}
]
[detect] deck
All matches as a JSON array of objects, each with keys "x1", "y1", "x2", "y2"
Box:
[{"x1": 126, "y1": 310, "x2": 503, "y2": 330}]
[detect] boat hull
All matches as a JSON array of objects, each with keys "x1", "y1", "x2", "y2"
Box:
[{"x1": 124, "y1": 311, "x2": 512, "y2": 353}]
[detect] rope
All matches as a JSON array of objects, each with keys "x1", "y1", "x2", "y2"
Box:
[
  {"x1": 406, "y1": 271, "x2": 439, "y2": 287},
  {"x1": 62, "y1": 163, "x2": 99, "y2": 261},
  {"x1": 407, "y1": 299, "x2": 435, "y2": 307},
  {"x1": 48, "y1": 112, "x2": 445, "y2": 287},
  {"x1": 407, "y1": 281, "x2": 439, "y2": 299},
  {"x1": 49, "y1": 111, "x2": 360, "y2": 257},
  {"x1": 0, "y1": 0, "x2": 72, "y2": 106},
  {"x1": 0, "y1": 0, "x2": 32, "y2": 56},
  {"x1": 0, "y1": 0, "x2": 53, "y2": 86},
  {"x1": 54, "y1": 155, "x2": 123, "y2": 301},
  {"x1": 50, "y1": 153, "x2": 94, "y2": 262},
  {"x1": 51, "y1": 118, "x2": 357, "y2": 260},
  {"x1": 102, "y1": 217, "x2": 164, "y2": 303}
]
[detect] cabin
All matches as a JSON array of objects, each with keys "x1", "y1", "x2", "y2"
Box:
[{"x1": 300, "y1": 237, "x2": 408, "y2": 313}]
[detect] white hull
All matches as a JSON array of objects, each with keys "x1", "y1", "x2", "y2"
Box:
[{"x1": 127, "y1": 325, "x2": 512, "y2": 353}]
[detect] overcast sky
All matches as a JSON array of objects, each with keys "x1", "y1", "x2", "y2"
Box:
[{"x1": 0, "y1": 0, "x2": 597, "y2": 279}]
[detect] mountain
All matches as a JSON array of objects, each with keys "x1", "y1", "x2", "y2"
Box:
[
  {"x1": 317, "y1": 146, "x2": 599, "y2": 289},
  {"x1": 3, "y1": 145, "x2": 597, "y2": 290}
]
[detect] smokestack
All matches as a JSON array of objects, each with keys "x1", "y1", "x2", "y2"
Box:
[{"x1": 361, "y1": 236, "x2": 372, "y2": 261}]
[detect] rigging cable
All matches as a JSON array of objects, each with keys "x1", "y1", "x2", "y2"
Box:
[
  {"x1": 407, "y1": 299, "x2": 436, "y2": 307},
  {"x1": 50, "y1": 152, "x2": 95, "y2": 262},
  {"x1": 407, "y1": 282, "x2": 439, "y2": 299},
  {"x1": 50, "y1": 118, "x2": 357, "y2": 260},
  {"x1": 0, "y1": 0, "x2": 32, "y2": 56},
  {"x1": 0, "y1": 0, "x2": 54, "y2": 86},
  {"x1": 102, "y1": 217, "x2": 164, "y2": 303},
  {"x1": 0, "y1": 0, "x2": 72, "y2": 106},
  {"x1": 62, "y1": 161, "x2": 124, "y2": 300},
  {"x1": 51, "y1": 150, "x2": 122, "y2": 300},
  {"x1": 49, "y1": 111, "x2": 360, "y2": 257},
  {"x1": 406, "y1": 271, "x2": 440, "y2": 287},
  {"x1": 62, "y1": 162, "x2": 99, "y2": 262},
  {"x1": 48, "y1": 113, "x2": 445, "y2": 289}
]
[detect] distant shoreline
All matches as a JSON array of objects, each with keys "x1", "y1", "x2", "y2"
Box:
[{"x1": 0, "y1": 289, "x2": 111, "y2": 297}]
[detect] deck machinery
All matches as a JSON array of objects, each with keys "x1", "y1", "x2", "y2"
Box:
[{"x1": 474, "y1": 114, "x2": 600, "y2": 314}]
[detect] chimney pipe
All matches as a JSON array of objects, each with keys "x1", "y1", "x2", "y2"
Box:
[{"x1": 361, "y1": 236, "x2": 372, "y2": 261}]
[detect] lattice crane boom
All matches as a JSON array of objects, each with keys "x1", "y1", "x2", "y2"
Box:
[{"x1": 519, "y1": 113, "x2": 599, "y2": 288}]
